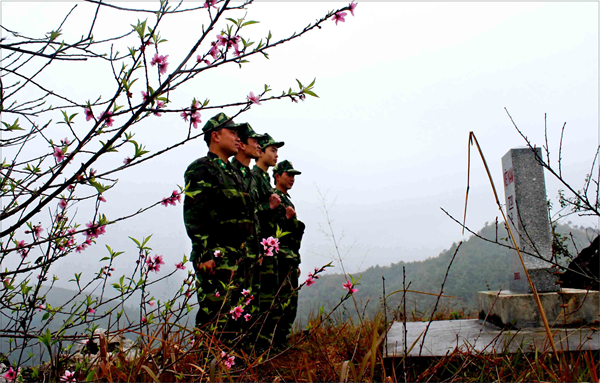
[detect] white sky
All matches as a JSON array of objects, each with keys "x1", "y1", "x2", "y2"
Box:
[{"x1": 1, "y1": 1, "x2": 598, "y2": 295}]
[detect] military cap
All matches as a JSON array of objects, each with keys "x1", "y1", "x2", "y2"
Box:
[
  {"x1": 257, "y1": 133, "x2": 284, "y2": 150},
  {"x1": 273, "y1": 160, "x2": 301, "y2": 175},
  {"x1": 238, "y1": 122, "x2": 265, "y2": 141},
  {"x1": 202, "y1": 113, "x2": 242, "y2": 135}
]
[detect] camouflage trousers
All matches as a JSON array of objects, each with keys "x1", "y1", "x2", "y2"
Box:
[{"x1": 193, "y1": 248, "x2": 258, "y2": 343}]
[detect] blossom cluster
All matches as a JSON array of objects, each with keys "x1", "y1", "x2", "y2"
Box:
[
  {"x1": 220, "y1": 351, "x2": 235, "y2": 370},
  {"x1": 146, "y1": 254, "x2": 165, "y2": 273},
  {"x1": 180, "y1": 101, "x2": 202, "y2": 129},
  {"x1": 260, "y1": 236, "x2": 280, "y2": 257},
  {"x1": 150, "y1": 53, "x2": 169, "y2": 75},
  {"x1": 333, "y1": 1, "x2": 357, "y2": 25},
  {"x1": 343, "y1": 279, "x2": 358, "y2": 294},
  {"x1": 85, "y1": 222, "x2": 106, "y2": 241},
  {"x1": 161, "y1": 190, "x2": 182, "y2": 207}
]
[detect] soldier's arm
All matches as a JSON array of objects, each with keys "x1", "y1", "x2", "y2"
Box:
[{"x1": 183, "y1": 163, "x2": 219, "y2": 264}]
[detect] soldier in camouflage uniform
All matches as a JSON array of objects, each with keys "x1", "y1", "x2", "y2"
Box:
[
  {"x1": 230, "y1": 123, "x2": 264, "y2": 338},
  {"x1": 251, "y1": 133, "x2": 285, "y2": 345},
  {"x1": 271, "y1": 160, "x2": 306, "y2": 344},
  {"x1": 183, "y1": 113, "x2": 258, "y2": 339}
]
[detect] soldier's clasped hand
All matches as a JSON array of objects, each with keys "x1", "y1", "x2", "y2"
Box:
[{"x1": 269, "y1": 193, "x2": 281, "y2": 209}]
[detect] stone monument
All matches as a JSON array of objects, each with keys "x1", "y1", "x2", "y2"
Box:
[{"x1": 501, "y1": 147, "x2": 559, "y2": 293}]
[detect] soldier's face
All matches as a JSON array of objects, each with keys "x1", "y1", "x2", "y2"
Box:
[
  {"x1": 262, "y1": 145, "x2": 278, "y2": 167},
  {"x1": 216, "y1": 128, "x2": 240, "y2": 156},
  {"x1": 244, "y1": 137, "x2": 261, "y2": 159},
  {"x1": 278, "y1": 172, "x2": 295, "y2": 190}
]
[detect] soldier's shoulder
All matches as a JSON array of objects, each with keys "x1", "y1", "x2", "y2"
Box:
[{"x1": 185, "y1": 157, "x2": 218, "y2": 178}]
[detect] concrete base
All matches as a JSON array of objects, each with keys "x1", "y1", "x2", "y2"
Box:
[
  {"x1": 385, "y1": 319, "x2": 599, "y2": 357},
  {"x1": 478, "y1": 289, "x2": 599, "y2": 329}
]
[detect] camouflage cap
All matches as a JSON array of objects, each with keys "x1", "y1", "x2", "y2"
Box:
[
  {"x1": 273, "y1": 160, "x2": 301, "y2": 175},
  {"x1": 257, "y1": 133, "x2": 285, "y2": 150},
  {"x1": 202, "y1": 113, "x2": 242, "y2": 135},
  {"x1": 237, "y1": 122, "x2": 265, "y2": 141}
]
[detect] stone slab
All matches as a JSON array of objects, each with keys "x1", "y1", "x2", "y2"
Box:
[
  {"x1": 385, "y1": 319, "x2": 599, "y2": 358},
  {"x1": 478, "y1": 289, "x2": 599, "y2": 328}
]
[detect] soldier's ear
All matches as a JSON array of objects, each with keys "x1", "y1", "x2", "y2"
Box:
[{"x1": 211, "y1": 130, "x2": 220, "y2": 143}]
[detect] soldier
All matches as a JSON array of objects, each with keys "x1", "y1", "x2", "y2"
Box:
[
  {"x1": 230, "y1": 123, "x2": 264, "y2": 338},
  {"x1": 183, "y1": 113, "x2": 257, "y2": 339},
  {"x1": 251, "y1": 133, "x2": 285, "y2": 345},
  {"x1": 271, "y1": 160, "x2": 305, "y2": 345}
]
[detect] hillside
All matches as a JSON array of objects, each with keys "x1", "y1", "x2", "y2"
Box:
[{"x1": 296, "y1": 222, "x2": 598, "y2": 324}]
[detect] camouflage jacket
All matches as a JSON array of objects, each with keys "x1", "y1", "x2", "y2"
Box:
[
  {"x1": 231, "y1": 158, "x2": 261, "y2": 254},
  {"x1": 273, "y1": 189, "x2": 305, "y2": 262},
  {"x1": 183, "y1": 152, "x2": 255, "y2": 264},
  {"x1": 251, "y1": 165, "x2": 276, "y2": 238}
]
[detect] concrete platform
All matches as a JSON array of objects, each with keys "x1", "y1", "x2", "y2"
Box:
[
  {"x1": 478, "y1": 288, "x2": 599, "y2": 328},
  {"x1": 385, "y1": 319, "x2": 599, "y2": 357}
]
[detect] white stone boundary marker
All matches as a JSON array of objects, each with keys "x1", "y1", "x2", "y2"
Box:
[{"x1": 501, "y1": 147, "x2": 559, "y2": 293}]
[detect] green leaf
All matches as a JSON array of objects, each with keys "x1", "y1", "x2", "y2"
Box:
[
  {"x1": 89, "y1": 180, "x2": 110, "y2": 194},
  {"x1": 303, "y1": 90, "x2": 319, "y2": 98},
  {"x1": 242, "y1": 20, "x2": 259, "y2": 27}
]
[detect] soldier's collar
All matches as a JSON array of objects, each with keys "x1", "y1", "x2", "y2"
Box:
[{"x1": 207, "y1": 152, "x2": 228, "y2": 169}]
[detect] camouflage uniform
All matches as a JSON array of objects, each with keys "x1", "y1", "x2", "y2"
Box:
[
  {"x1": 271, "y1": 160, "x2": 305, "y2": 344},
  {"x1": 251, "y1": 134, "x2": 285, "y2": 344},
  {"x1": 183, "y1": 114, "x2": 257, "y2": 337}
]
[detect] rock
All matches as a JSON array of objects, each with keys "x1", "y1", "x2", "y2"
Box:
[{"x1": 558, "y1": 235, "x2": 599, "y2": 290}]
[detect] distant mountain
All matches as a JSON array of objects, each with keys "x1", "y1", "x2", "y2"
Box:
[{"x1": 296, "y1": 222, "x2": 598, "y2": 325}]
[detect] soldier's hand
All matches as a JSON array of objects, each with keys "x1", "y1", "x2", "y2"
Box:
[
  {"x1": 269, "y1": 193, "x2": 281, "y2": 209},
  {"x1": 286, "y1": 206, "x2": 296, "y2": 219},
  {"x1": 199, "y1": 260, "x2": 216, "y2": 275}
]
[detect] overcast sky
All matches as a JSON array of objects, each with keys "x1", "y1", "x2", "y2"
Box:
[{"x1": 2, "y1": 1, "x2": 598, "y2": 296}]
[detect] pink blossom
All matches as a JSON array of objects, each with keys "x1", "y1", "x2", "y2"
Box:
[
  {"x1": 154, "y1": 100, "x2": 165, "y2": 117},
  {"x1": 53, "y1": 146, "x2": 66, "y2": 162},
  {"x1": 61, "y1": 138, "x2": 70, "y2": 146},
  {"x1": 16, "y1": 240, "x2": 25, "y2": 248},
  {"x1": 88, "y1": 307, "x2": 96, "y2": 314},
  {"x1": 99, "y1": 111, "x2": 114, "y2": 127},
  {"x1": 76, "y1": 244, "x2": 86, "y2": 253},
  {"x1": 332, "y1": 12, "x2": 347, "y2": 25},
  {"x1": 349, "y1": 1, "x2": 357, "y2": 16},
  {"x1": 151, "y1": 53, "x2": 169, "y2": 75},
  {"x1": 84, "y1": 108, "x2": 94, "y2": 121},
  {"x1": 176, "y1": 262, "x2": 185, "y2": 270},
  {"x1": 229, "y1": 305, "x2": 244, "y2": 320},
  {"x1": 60, "y1": 370, "x2": 76, "y2": 382},
  {"x1": 123, "y1": 157, "x2": 132, "y2": 165},
  {"x1": 180, "y1": 112, "x2": 189, "y2": 122},
  {"x1": 241, "y1": 289, "x2": 250, "y2": 297},
  {"x1": 141, "y1": 91, "x2": 149, "y2": 103},
  {"x1": 38, "y1": 305, "x2": 45, "y2": 312},
  {"x1": 244, "y1": 313, "x2": 252, "y2": 321},
  {"x1": 98, "y1": 195, "x2": 106, "y2": 203},
  {"x1": 141, "y1": 316, "x2": 147, "y2": 323},
  {"x1": 204, "y1": 0, "x2": 217, "y2": 8},
  {"x1": 343, "y1": 279, "x2": 358, "y2": 294},
  {"x1": 32, "y1": 225, "x2": 43, "y2": 237},
  {"x1": 148, "y1": 300, "x2": 156, "y2": 307},
  {"x1": 247, "y1": 92, "x2": 261, "y2": 105},
  {"x1": 216, "y1": 35, "x2": 228, "y2": 47},
  {"x1": 260, "y1": 238, "x2": 269, "y2": 250},
  {"x1": 215, "y1": 291, "x2": 220, "y2": 297},
  {"x1": 85, "y1": 222, "x2": 106, "y2": 241},
  {"x1": 264, "y1": 247, "x2": 273, "y2": 257},
  {"x1": 3, "y1": 367, "x2": 17, "y2": 381},
  {"x1": 209, "y1": 42, "x2": 219, "y2": 59},
  {"x1": 306, "y1": 276, "x2": 316, "y2": 286},
  {"x1": 220, "y1": 351, "x2": 235, "y2": 369},
  {"x1": 189, "y1": 112, "x2": 201, "y2": 129},
  {"x1": 214, "y1": 250, "x2": 221, "y2": 258}
]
